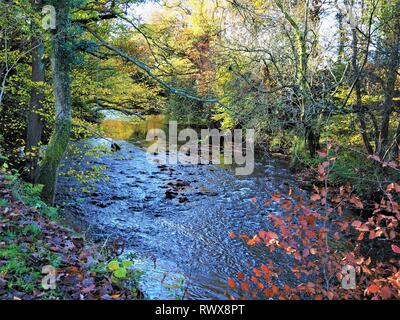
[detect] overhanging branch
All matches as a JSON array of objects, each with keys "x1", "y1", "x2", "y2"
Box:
[{"x1": 82, "y1": 25, "x2": 222, "y2": 106}]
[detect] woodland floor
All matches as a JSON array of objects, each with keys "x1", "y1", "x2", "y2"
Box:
[{"x1": 0, "y1": 176, "x2": 142, "y2": 300}]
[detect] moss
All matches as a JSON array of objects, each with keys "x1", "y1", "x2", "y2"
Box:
[{"x1": 38, "y1": 118, "x2": 72, "y2": 204}]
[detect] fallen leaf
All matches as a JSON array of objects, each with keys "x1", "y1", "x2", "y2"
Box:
[
  {"x1": 380, "y1": 287, "x2": 392, "y2": 299},
  {"x1": 391, "y1": 244, "x2": 400, "y2": 254},
  {"x1": 367, "y1": 284, "x2": 379, "y2": 294}
]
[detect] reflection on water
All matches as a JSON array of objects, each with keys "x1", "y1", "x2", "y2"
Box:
[
  {"x1": 101, "y1": 115, "x2": 255, "y2": 174},
  {"x1": 101, "y1": 115, "x2": 166, "y2": 145}
]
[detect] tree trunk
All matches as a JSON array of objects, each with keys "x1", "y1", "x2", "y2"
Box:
[
  {"x1": 351, "y1": 29, "x2": 374, "y2": 155},
  {"x1": 392, "y1": 121, "x2": 400, "y2": 160},
  {"x1": 378, "y1": 27, "x2": 400, "y2": 159},
  {"x1": 37, "y1": 0, "x2": 72, "y2": 205},
  {"x1": 305, "y1": 125, "x2": 320, "y2": 157},
  {"x1": 26, "y1": 34, "x2": 45, "y2": 183},
  {"x1": 337, "y1": 9, "x2": 345, "y2": 62}
]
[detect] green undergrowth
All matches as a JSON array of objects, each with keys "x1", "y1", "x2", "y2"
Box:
[{"x1": 0, "y1": 169, "x2": 143, "y2": 300}]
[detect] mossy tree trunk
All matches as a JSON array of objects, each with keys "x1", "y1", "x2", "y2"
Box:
[{"x1": 37, "y1": 0, "x2": 72, "y2": 205}]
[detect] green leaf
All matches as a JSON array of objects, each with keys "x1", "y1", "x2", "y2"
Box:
[
  {"x1": 122, "y1": 260, "x2": 133, "y2": 268},
  {"x1": 113, "y1": 267, "x2": 127, "y2": 279},
  {"x1": 107, "y1": 260, "x2": 119, "y2": 271}
]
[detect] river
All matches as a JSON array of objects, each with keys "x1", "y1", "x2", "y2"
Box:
[{"x1": 56, "y1": 115, "x2": 300, "y2": 300}]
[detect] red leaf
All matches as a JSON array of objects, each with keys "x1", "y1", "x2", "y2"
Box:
[
  {"x1": 370, "y1": 155, "x2": 381, "y2": 162},
  {"x1": 351, "y1": 220, "x2": 362, "y2": 228},
  {"x1": 367, "y1": 284, "x2": 379, "y2": 294},
  {"x1": 251, "y1": 197, "x2": 257, "y2": 203},
  {"x1": 271, "y1": 284, "x2": 279, "y2": 295},
  {"x1": 266, "y1": 231, "x2": 278, "y2": 240},
  {"x1": 237, "y1": 272, "x2": 245, "y2": 281},
  {"x1": 229, "y1": 231, "x2": 236, "y2": 239},
  {"x1": 259, "y1": 230, "x2": 267, "y2": 239},
  {"x1": 261, "y1": 264, "x2": 270, "y2": 274},
  {"x1": 264, "y1": 288, "x2": 274, "y2": 298},
  {"x1": 317, "y1": 150, "x2": 327, "y2": 158},
  {"x1": 387, "y1": 161, "x2": 398, "y2": 168},
  {"x1": 253, "y1": 268, "x2": 262, "y2": 277},
  {"x1": 241, "y1": 281, "x2": 250, "y2": 292},
  {"x1": 391, "y1": 244, "x2": 400, "y2": 254},
  {"x1": 310, "y1": 194, "x2": 321, "y2": 202},
  {"x1": 228, "y1": 278, "x2": 236, "y2": 289},
  {"x1": 380, "y1": 287, "x2": 392, "y2": 299}
]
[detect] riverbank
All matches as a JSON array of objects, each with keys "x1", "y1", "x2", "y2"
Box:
[{"x1": 0, "y1": 172, "x2": 143, "y2": 300}]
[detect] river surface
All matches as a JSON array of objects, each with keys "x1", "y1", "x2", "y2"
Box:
[{"x1": 56, "y1": 116, "x2": 299, "y2": 300}]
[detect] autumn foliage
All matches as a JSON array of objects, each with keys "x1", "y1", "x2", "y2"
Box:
[{"x1": 228, "y1": 143, "x2": 400, "y2": 300}]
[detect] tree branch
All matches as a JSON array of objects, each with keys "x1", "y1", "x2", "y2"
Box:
[{"x1": 81, "y1": 25, "x2": 223, "y2": 106}]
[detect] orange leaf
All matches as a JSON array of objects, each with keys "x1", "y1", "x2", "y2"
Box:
[
  {"x1": 261, "y1": 264, "x2": 270, "y2": 274},
  {"x1": 228, "y1": 278, "x2": 236, "y2": 289},
  {"x1": 271, "y1": 284, "x2": 279, "y2": 295},
  {"x1": 241, "y1": 281, "x2": 250, "y2": 292},
  {"x1": 251, "y1": 197, "x2": 257, "y2": 203},
  {"x1": 237, "y1": 272, "x2": 245, "y2": 281},
  {"x1": 367, "y1": 284, "x2": 379, "y2": 294},
  {"x1": 229, "y1": 231, "x2": 236, "y2": 239},
  {"x1": 247, "y1": 236, "x2": 259, "y2": 246},
  {"x1": 264, "y1": 288, "x2": 274, "y2": 298},
  {"x1": 253, "y1": 268, "x2": 262, "y2": 277}
]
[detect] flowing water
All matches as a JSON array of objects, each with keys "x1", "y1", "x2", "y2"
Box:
[{"x1": 57, "y1": 116, "x2": 299, "y2": 300}]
